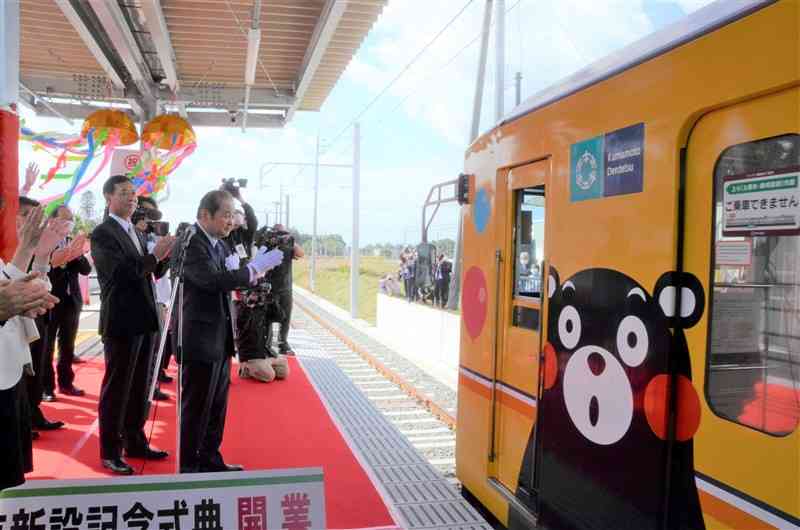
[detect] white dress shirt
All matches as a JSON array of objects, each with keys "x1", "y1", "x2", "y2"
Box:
[{"x1": 0, "y1": 260, "x2": 41, "y2": 390}]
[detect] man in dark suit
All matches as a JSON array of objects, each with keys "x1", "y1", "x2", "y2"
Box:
[
  {"x1": 180, "y1": 189, "x2": 282, "y2": 473},
  {"x1": 44, "y1": 205, "x2": 91, "y2": 398},
  {"x1": 90, "y1": 175, "x2": 176, "y2": 475},
  {"x1": 434, "y1": 254, "x2": 452, "y2": 308}
]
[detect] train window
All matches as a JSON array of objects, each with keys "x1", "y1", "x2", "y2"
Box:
[
  {"x1": 708, "y1": 134, "x2": 800, "y2": 436},
  {"x1": 513, "y1": 187, "x2": 545, "y2": 298}
]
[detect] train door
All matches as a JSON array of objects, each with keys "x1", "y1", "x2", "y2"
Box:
[
  {"x1": 488, "y1": 160, "x2": 548, "y2": 523},
  {"x1": 683, "y1": 87, "x2": 800, "y2": 527}
]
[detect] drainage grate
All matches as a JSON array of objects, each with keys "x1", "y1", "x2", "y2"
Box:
[{"x1": 292, "y1": 323, "x2": 492, "y2": 530}]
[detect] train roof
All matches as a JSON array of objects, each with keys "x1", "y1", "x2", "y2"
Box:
[{"x1": 498, "y1": 0, "x2": 775, "y2": 130}]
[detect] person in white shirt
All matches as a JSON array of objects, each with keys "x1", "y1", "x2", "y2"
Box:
[{"x1": 0, "y1": 198, "x2": 64, "y2": 490}]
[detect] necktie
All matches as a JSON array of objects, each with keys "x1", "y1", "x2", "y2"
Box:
[
  {"x1": 214, "y1": 241, "x2": 225, "y2": 268},
  {"x1": 127, "y1": 225, "x2": 143, "y2": 255}
]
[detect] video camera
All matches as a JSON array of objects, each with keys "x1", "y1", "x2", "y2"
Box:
[
  {"x1": 255, "y1": 226, "x2": 294, "y2": 253},
  {"x1": 132, "y1": 205, "x2": 170, "y2": 236},
  {"x1": 221, "y1": 178, "x2": 248, "y2": 195}
]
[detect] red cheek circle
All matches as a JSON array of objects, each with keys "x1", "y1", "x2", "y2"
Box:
[
  {"x1": 462, "y1": 266, "x2": 488, "y2": 340},
  {"x1": 543, "y1": 342, "x2": 557, "y2": 390},
  {"x1": 644, "y1": 374, "x2": 701, "y2": 441}
]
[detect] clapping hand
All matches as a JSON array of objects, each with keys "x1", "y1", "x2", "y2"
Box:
[
  {"x1": 249, "y1": 246, "x2": 283, "y2": 275},
  {"x1": 152, "y1": 235, "x2": 177, "y2": 261},
  {"x1": 34, "y1": 218, "x2": 72, "y2": 258},
  {"x1": 18, "y1": 206, "x2": 45, "y2": 252},
  {"x1": 22, "y1": 162, "x2": 39, "y2": 195},
  {"x1": 224, "y1": 253, "x2": 241, "y2": 271},
  {"x1": 0, "y1": 273, "x2": 58, "y2": 320}
]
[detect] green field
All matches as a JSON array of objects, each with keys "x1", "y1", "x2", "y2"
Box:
[{"x1": 292, "y1": 256, "x2": 399, "y2": 324}]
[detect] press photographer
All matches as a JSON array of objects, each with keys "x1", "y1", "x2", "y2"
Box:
[
  {"x1": 134, "y1": 196, "x2": 172, "y2": 401},
  {"x1": 258, "y1": 223, "x2": 304, "y2": 355},
  {"x1": 220, "y1": 178, "x2": 257, "y2": 259}
]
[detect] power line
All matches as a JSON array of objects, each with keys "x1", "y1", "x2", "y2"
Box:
[{"x1": 321, "y1": 0, "x2": 478, "y2": 156}]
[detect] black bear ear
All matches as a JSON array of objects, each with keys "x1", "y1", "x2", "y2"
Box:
[
  {"x1": 547, "y1": 266, "x2": 560, "y2": 299},
  {"x1": 653, "y1": 272, "x2": 705, "y2": 328}
]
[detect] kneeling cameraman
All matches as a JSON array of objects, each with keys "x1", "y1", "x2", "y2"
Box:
[
  {"x1": 259, "y1": 224, "x2": 303, "y2": 355},
  {"x1": 235, "y1": 283, "x2": 289, "y2": 383}
]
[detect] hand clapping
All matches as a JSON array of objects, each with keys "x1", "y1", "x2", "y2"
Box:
[{"x1": 0, "y1": 273, "x2": 58, "y2": 320}]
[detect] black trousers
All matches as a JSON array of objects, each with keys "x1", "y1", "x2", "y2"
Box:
[
  {"x1": 43, "y1": 300, "x2": 81, "y2": 393},
  {"x1": 180, "y1": 358, "x2": 230, "y2": 472},
  {"x1": 26, "y1": 314, "x2": 50, "y2": 425},
  {"x1": 0, "y1": 380, "x2": 32, "y2": 491},
  {"x1": 98, "y1": 333, "x2": 154, "y2": 459},
  {"x1": 275, "y1": 289, "x2": 292, "y2": 349},
  {"x1": 434, "y1": 279, "x2": 449, "y2": 307}
]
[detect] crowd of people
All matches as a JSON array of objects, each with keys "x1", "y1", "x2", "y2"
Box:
[
  {"x1": 380, "y1": 245, "x2": 452, "y2": 308},
  {"x1": 0, "y1": 172, "x2": 303, "y2": 488}
]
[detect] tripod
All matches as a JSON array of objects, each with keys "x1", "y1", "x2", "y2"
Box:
[{"x1": 148, "y1": 230, "x2": 192, "y2": 474}]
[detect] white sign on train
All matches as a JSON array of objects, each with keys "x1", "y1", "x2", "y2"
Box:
[{"x1": 723, "y1": 169, "x2": 800, "y2": 236}]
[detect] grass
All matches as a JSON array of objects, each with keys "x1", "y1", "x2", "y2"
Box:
[{"x1": 292, "y1": 256, "x2": 399, "y2": 324}]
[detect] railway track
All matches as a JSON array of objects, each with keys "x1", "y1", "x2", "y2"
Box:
[{"x1": 292, "y1": 291, "x2": 460, "y2": 486}]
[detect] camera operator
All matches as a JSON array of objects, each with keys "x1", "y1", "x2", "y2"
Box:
[
  {"x1": 220, "y1": 178, "x2": 257, "y2": 259},
  {"x1": 133, "y1": 196, "x2": 171, "y2": 401},
  {"x1": 260, "y1": 223, "x2": 304, "y2": 355}
]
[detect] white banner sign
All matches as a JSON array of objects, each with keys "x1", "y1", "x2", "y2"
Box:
[
  {"x1": 723, "y1": 169, "x2": 800, "y2": 236},
  {"x1": 110, "y1": 148, "x2": 142, "y2": 177},
  {"x1": 0, "y1": 468, "x2": 325, "y2": 530}
]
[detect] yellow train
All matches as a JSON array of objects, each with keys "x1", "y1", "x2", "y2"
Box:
[{"x1": 455, "y1": 1, "x2": 799, "y2": 529}]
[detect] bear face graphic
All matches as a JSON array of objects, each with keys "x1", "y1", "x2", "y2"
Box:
[{"x1": 511, "y1": 268, "x2": 706, "y2": 530}]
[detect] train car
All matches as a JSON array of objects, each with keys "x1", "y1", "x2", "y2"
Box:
[{"x1": 455, "y1": 1, "x2": 799, "y2": 529}]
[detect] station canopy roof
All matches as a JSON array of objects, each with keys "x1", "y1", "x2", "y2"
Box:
[{"x1": 18, "y1": 0, "x2": 386, "y2": 128}]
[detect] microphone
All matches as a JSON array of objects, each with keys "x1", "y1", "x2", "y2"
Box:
[{"x1": 180, "y1": 225, "x2": 196, "y2": 249}]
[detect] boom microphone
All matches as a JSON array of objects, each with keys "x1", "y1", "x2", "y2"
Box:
[{"x1": 181, "y1": 225, "x2": 197, "y2": 248}]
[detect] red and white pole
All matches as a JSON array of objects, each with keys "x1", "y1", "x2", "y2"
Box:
[{"x1": 0, "y1": 0, "x2": 20, "y2": 262}]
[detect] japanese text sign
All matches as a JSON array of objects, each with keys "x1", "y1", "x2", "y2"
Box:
[
  {"x1": 0, "y1": 468, "x2": 324, "y2": 530},
  {"x1": 722, "y1": 169, "x2": 800, "y2": 236}
]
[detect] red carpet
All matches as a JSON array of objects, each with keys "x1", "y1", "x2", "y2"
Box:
[
  {"x1": 29, "y1": 343, "x2": 397, "y2": 530},
  {"x1": 738, "y1": 381, "x2": 800, "y2": 434}
]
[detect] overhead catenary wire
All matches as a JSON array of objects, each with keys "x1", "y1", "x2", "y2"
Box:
[{"x1": 320, "y1": 0, "x2": 479, "y2": 157}]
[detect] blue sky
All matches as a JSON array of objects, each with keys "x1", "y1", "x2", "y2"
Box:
[{"x1": 18, "y1": 0, "x2": 712, "y2": 246}]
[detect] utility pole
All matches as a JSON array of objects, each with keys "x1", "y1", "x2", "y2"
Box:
[
  {"x1": 272, "y1": 201, "x2": 281, "y2": 226},
  {"x1": 311, "y1": 134, "x2": 320, "y2": 292},
  {"x1": 451, "y1": 0, "x2": 493, "y2": 311},
  {"x1": 350, "y1": 122, "x2": 361, "y2": 320},
  {"x1": 515, "y1": 71, "x2": 522, "y2": 106},
  {"x1": 495, "y1": 0, "x2": 505, "y2": 122},
  {"x1": 285, "y1": 194, "x2": 290, "y2": 228}
]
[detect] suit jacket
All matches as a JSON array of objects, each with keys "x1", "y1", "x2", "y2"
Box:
[
  {"x1": 182, "y1": 225, "x2": 251, "y2": 363},
  {"x1": 90, "y1": 217, "x2": 168, "y2": 338},
  {"x1": 48, "y1": 242, "x2": 92, "y2": 308}
]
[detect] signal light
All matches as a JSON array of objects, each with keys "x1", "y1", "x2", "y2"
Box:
[{"x1": 457, "y1": 173, "x2": 470, "y2": 205}]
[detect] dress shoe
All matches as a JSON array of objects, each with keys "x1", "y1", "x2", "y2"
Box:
[
  {"x1": 126, "y1": 446, "x2": 169, "y2": 460},
  {"x1": 33, "y1": 419, "x2": 64, "y2": 431},
  {"x1": 153, "y1": 389, "x2": 169, "y2": 401},
  {"x1": 200, "y1": 463, "x2": 243, "y2": 472},
  {"x1": 59, "y1": 386, "x2": 85, "y2": 397},
  {"x1": 102, "y1": 458, "x2": 134, "y2": 475},
  {"x1": 41, "y1": 392, "x2": 57, "y2": 402},
  {"x1": 158, "y1": 372, "x2": 173, "y2": 383}
]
